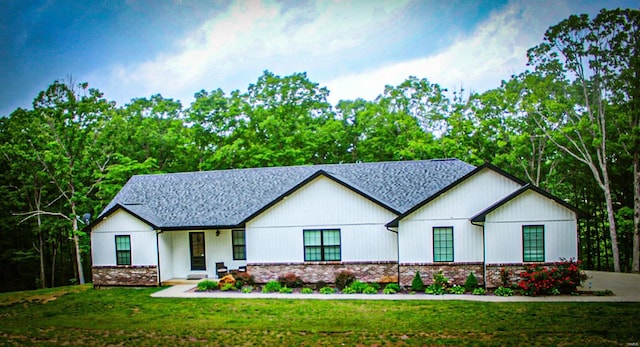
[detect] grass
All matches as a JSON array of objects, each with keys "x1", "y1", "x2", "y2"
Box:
[{"x1": 1, "y1": 285, "x2": 639, "y2": 346}]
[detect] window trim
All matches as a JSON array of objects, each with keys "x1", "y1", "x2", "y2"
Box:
[
  {"x1": 115, "y1": 235, "x2": 131, "y2": 266},
  {"x1": 232, "y1": 229, "x2": 246, "y2": 261},
  {"x1": 303, "y1": 229, "x2": 341, "y2": 262},
  {"x1": 433, "y1": 226, "x2": 454, "y2": 262},
  {"x1": 522, "y1": 225, "x2": 545, "y2": 262}
]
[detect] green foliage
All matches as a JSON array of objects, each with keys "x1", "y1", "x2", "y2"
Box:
[
  {"x1": 341, "y1": 287, "x2": 357, "y2": 294},
  {"x1": 319, "y1": 287, "x2": 335, "y2": 294},
  {"x1": 426, "y1": 271, "x2": 450, "y2": 295},
  {"x1": 278, "y1": 273, "x2": 304, "y2": 288},
  {"x1": 464, "y1": 272, "x2": 478, "y2": 292},
  {"x1": 301, "y1": 287, "x2": 313, "y2": 294},
  {"x1": 448, "y1": 285, "x2": 465, "y2": 295},
  {"x1": 383, "y1": 283, "x2": 401, "y2": 294},
  {"x1": 411, "y1": 271, "x2": 425, "y2": 291},
  {"x1": 494, "y1": 287, "x2": 514, "y2": 297},
  {"x1": 262, "y1": 281, "x2": 282, "y2": 293},
  {"x1": 368, "y1": 282, "x2": 381, "y2": 291},
  {"x1": 196, "y1": 280, "x2": 218, "y2": 291},
  {"x1": 234, "y1": 272, "x2": 255, "y2": 288},
  {"x1": 347, "y1": 280, "x2": 370, "y2": 293},
  {"x1": 334, "y1": 271, "x2": 356, "y2": 290},
  {"x1": 241, "y1": 286, "x2": 253, "y2": 293},
  {"x1": 278, "y1": 286, "x2": 293, "y2": 294},
  {"x1": 472, "y1": 288, "x2": 486, "y2": 295},
  {"x1": 425, "y1": 284, "x2": 446, "y2": 295},
  {"x1": 363, "y1": 287, "x2": 377, "y2": 294},
  {"x1": 220, "y1": 283, "x2": 235, "y2": 291}
]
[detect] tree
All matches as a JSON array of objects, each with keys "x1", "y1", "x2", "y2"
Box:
[
  {"x1": 31, "y1": 80, "x2": 114, "y2": 284},
  {"x1": 527, "y1": 9, "x2": 640, "y2": 272}
]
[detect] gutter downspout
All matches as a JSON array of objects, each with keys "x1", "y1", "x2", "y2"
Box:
[
  {"x1": 470, "y1": 221, "x2": 486, "y2": 289},
  {"x1": 156, "y1": 229, "x2": 163, "y2": 286},
  {"x1": 386, "y1": 226, "x2": 400, "y2": 285}
]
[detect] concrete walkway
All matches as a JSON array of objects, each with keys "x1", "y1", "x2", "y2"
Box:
[{"x1": 151, "y1": 270, "x2": 640, "y2": 302}]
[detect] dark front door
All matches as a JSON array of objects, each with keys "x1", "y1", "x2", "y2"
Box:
[{"x1": 189, "y1": 232, "x2": 206, "y2": 270}]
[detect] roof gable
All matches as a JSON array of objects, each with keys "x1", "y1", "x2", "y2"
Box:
[
  {"x1": 470, "y1": 184, "x2": 582, "y2": 222},
  {"x1": 386, "y1": 163, "x2": 526, "y2": 227},
  {"x1": 96, "y1": 159, "x2": 475, "y2": 230}
]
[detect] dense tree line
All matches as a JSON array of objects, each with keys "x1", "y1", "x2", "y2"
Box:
[{"x1": 0, "y1": 9, "x2": 637, "y2": 292}]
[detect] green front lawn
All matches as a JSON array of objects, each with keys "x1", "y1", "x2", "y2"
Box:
[{"x1": 1, "y1": 285, "x2": 638, "y2": 346}]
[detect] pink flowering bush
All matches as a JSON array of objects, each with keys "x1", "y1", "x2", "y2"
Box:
[{"x1": 518, "y1": 258, "x2": 584, "y2": 296}]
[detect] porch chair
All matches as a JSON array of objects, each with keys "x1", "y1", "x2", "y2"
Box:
[{"x1": 216, "y1": 262, "x2": 228, "y2": 278}]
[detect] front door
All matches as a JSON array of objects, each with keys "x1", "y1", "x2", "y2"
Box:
[{"x1": 189, "y1": 232, "x2": 206, "y2": 270}]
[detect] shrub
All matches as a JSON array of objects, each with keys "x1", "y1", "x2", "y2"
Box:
[
  {"x1": 518, "y1": 259, "x2": 583, "y2": 296},
  {"x1": 472, "y1": 287, "x2": 486, "y2": 295},
  {"x1": 383, "y1": 283, "x2": 401, "y2": 294},
  {"x1": 241, "y1": 286, "x2": 253, "y2": 293},
  {"x1": 278, "y1": 286, "x2": 293, "y2": 294},
  {"x1": 363, "y1": 286, "x2": 377, "y2": 294},
  {"x1": 301, "y1": 287, "x2": 313, "y2": 294},
  {"x1": 425, "y1": 284, "x2": 445, "y2": 295},
  {"x1": 448, "y1": 285, "x2": 465, "y2": 294},
  {"x1": 335, "y1": 271, "x2": 356, "y2": 290},
  {"x1": 494, "y1": 286, "x2": 514, "y2": 297},
  {"x1": 320, "y1": 286, "x2": 335, "y2": 294},
  {"x1": 314, "y1": 281, "x2": 328, "y2": 291},
  {"x1": 341, "y1": 287, "x2": 357, "y2": 294},
  {"x1": 262, "y1": 280, "x2": 282, "y2": 293},
  {"x1": 464, "y1": 272, "x2": 478, "y2": 292},
  {"x1": 411, "y1": 271, "x2": 425, "y2": 291},
  {"x1": 499, "y1": 268, "x2": 512, "y2": 287},
  {"x1": 196, "y1": 280, "x2": 218, "y2": 291},
  {"x1": 368, "y1": 282, "x2": 381, "y2": 290},
  {"x1": 348, "y1": 280, "x2": 369, "y2": 293},
  {"x1": 234, "y1": 272, "x2": 255, "y2": 287},
  {"x1": 278, "y1": 273, "x2": 304, "y2": 288},
  {"x1": 220, "y1": 283, "x2": 235, "y2": 291}
]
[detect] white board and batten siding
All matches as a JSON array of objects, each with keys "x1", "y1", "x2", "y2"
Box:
[
  {"x1": 91, "y1": 209, "x2": 158, "y2": 266},
  {"x1": 246, "y1": 176, "x2": 398, "y2": 263},
  {"x1": 398, "y1": 168, "x2": 521, "y2": 263},
  {"x1": 484, "y1": 190, "x2": 578, "y2": 264}
]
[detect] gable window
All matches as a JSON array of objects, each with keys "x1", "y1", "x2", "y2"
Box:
[
  {"x1": 523, "y1": 225, "x2": 545, "y2": 262},
  {"x1": 304, "y1": 229, "x2": 341, "y2": 261},
  {"x1": 115, "y1": 235, "x2": 131, "y2": 265},
  {"x1": 232, "y1": 229, "x2": 246, "y2": 260},
  {"x1": 433, "y1": 227, "x2": 454, "y2": 262}
]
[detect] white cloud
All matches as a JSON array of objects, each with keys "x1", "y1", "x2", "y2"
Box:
[
  {"x1": 90, "y1": 0, "x2": 413, "y2": 107},
  {"x1": 323, "y1": 0, "x2": 576, "y2": 103}
]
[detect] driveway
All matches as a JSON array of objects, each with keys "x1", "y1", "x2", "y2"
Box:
[{"x1": 151, "y1": 270, "x2": 640, "y2": 302}]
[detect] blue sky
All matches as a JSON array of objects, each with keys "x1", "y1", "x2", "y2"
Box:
[{"x1": 1, "y1": 0, "x2": 636, "y2": 116}]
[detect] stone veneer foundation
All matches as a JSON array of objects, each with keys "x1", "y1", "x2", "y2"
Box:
[
  {"x1": 399, "y1": 262, "x2": 485, "y2": 287},
  {"x1": 92, "y1": 265, "x2": 158, "y2": 287},
  {"x1": 247, "y1": 261, "x2": 398, "y2": 284}
]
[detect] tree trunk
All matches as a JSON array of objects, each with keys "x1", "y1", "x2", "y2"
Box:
[
  {"x1": 71, "y1": 207, "x2": 85, "y2": 285},
  {"x1": 602, "y1": 173, "x2": 621, "y2": 272},
  {"x1": 633, "y1": 152, "x2": 640, "y2": 272}
]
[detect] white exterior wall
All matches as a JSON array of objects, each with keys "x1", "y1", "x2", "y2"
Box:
[
  {"x1": 246, "y1": 176, "x2": 398, "y2": 263},
  {"x1": 398, "y1": 169, "x2": 521, "y2": 263},
  {"x1": 91, "y1": 209, "x2": 157, "y2": 266},
  {"x1": 166, "y1": 229, "x2": 247, "y2": 279},
  {"x1": 484, "y1": 190, "x2": 578, "y2": 264}
]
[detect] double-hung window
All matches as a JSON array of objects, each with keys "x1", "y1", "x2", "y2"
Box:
[
  {"x1": 115, "y1": 235, "x2": 131, "y2": 265},
  {"x1": 304, "y1": 229, "x2": 341, "y2": 261},
  {"x1": 232, "y1": 229, "x2": 246, "y2": 260},
  {"x1": 433, "y1": 227, "x2": 454, "y2": 262},
  {"x1": 523, "y1": 225, "x2": 545, "y2": 262}
]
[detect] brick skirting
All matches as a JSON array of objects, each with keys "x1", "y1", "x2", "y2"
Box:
[
  {"x1": 92, "y1": 265, "x2": 158, "y2": 287},
  {"x1": 247, "y1": 261, "x2": 398, "y2": 284},
  {"x1": 399, "y1": 263, "x2": 484, "y2": 287}
]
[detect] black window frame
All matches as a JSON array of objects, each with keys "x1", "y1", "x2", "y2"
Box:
[
  {"x1": 303, "y1": 229, "x2": 341, "y2": 262},
  {"x1": 232, "y1": 229, "x2": 246, "y2": 261},
  {"x1": 433, "y1": 226, "x2": 454, "y2": 262},
  {"x1": 523, "y1": 225, "x2": 545, "y2": 262},
  {"x1": 115, "y1": 235, "x2": 131, "y2": 266}
]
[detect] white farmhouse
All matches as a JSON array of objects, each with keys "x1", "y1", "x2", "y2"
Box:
[{"x1": 88, "y1": 159, "x2": 580, "y2": 287}]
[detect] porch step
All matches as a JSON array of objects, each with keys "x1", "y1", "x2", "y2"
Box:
[{"x1": 187, "y1": 274, "x2": 208, "y2": 280}]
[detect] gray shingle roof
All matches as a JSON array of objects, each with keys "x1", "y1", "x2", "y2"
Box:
[{"x1": 100, "y1": 159, "x2": 475, "y2": 229}]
